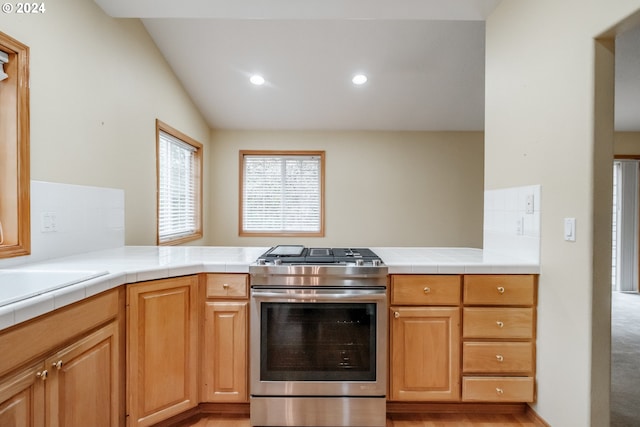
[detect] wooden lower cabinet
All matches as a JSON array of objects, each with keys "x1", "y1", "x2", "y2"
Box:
[
  {"x1": 390, "y1": 274, "x2": 537, "y2": 405},
  {"x1": 0, "y1": 364, "x2": 45, "y2": 427},
  {"x1": 46, "y1": 322, "x2": 120, "y2": 427},
  {"x1": 461, "y1": 275, "x2": 537, "y2": 403},
  {"x1": 127, "y1": 276, "x2": 199, "y2": 427},
  {"x1": 202, "y1": 301, "x2": 248, "y2": 402},
  {"x1": 389, "y1": 275, "x2": 462, "y2": 402},
  {"x1": 201, "y1": 273, "x2": 249, "y2": 403},
  {"x1": 0, "y1": 289, "x2": 123, "y2": 427},
  {"x1": 0, "y1": 321, "x2": 121, "y2": 427},
  {"x1": 389, "y1": 306, "x2": 461, "y2": 401}
]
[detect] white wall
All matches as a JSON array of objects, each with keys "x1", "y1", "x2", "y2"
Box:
[
  {"x1": 485, "y1": 2, "x2": 640, "y2": 425},
  {"x1": 209, "y1": 130, "x2": 484, "y2": 248},
  {"x1": 0, "y1": 0, "x2": 210, "y2": 246}
]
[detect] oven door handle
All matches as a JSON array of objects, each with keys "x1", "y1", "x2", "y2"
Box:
[{"x1": 251, "y1": 289, "x2": 386, "y2": 302}]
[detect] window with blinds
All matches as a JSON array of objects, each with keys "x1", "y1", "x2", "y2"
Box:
[
  {"x1": 156, "y1": 120, "x2": 202, "y2": 245},
  {"x1": 240, "y1": 151, "x2": 325, "y2": 236}
]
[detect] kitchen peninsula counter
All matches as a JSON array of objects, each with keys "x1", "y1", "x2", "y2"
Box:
[{"x1": 0, "y1": 246, "x2": 539, "y2": 331}]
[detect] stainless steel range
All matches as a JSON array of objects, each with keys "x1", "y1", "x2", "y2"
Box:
[{"x1": 249, "y1": 245, "x2": 388, "y2": 427}]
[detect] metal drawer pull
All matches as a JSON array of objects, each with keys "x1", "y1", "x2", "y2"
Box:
[
  {"x1": 223, "y1": 283, "x2": 229, "y2": 289},
  {"x1": 52, "y1": 360, "x2": 63, "y2": 370},
  {"x1": 496, "y1": 321, "x2": 504, "y2": 328},
  {"x1": 36, "y1": 370, "x2": 48, "y2": 381},
  {"x1": 394, "y1": 311, "x2": 400, "y2": 319},
  {"x1": 497, "y1": 286, "x2": 505, "y2": 294},
  {"x1": 496, "y1": 354, "x2": 504, "y2": 362},
  {"x1": 423, "y1": 287, "x2": 431, "y2": 294},
  {"x1": 496, "y1": 387, "x2": 504, "y2": 395}
]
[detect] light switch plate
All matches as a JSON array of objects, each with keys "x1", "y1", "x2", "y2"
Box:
[{"x1": 564, "y1": 217, "x2": 576, "y2": 242}]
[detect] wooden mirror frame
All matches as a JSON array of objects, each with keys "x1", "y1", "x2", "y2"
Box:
[{"x1": 0, "y1": 31, "x2": 30, "y2": 259}]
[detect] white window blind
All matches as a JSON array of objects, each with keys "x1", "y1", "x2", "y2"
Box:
[
  {"x1": 242, "y1": 154, "x2": 322, "y2": 234},
  {"x1": 158, "y1": 130, "x2": 198, "y2": 243}
]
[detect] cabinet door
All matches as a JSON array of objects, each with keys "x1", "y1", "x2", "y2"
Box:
[
  {"x1": 202, "y1": 301, "x2": 248, "y2": 402},
  {"x1": 46, "y1": 322, "x2": 120, "y2": 427},
  {"x1": 0, "y1": 364, "x2": 45, "y2": 427},
  {"x1": 390, "y1": 306, "x2": 460, "y2": 401},
  {"x1": 127, "y1": 276, "x2": 198, "y2": 427}
]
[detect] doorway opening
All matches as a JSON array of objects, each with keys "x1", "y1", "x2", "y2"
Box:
[
  {"x1": 610, "y1": 158, "x2": 640, "y2": 425},
  {"x1": 611, "y1": 158, "x2": 640, "y2": 292}
]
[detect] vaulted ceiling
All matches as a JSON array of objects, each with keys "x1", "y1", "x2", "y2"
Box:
[{"x1": 94, "y1": 0, "x2": 640, "y2": 131}]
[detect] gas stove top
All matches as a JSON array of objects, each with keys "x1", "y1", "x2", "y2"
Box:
[
  {"x1": 250, "y1": 245, "x2": 387, "y2": 286},
  {"x1": 255, "y1": 245, "x2": 384, "y2": 266}
]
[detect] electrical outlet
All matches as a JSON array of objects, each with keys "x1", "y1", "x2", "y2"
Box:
[
  {"x1": 526, "y1": 194, "x2": 535, "y2": 214},
  {"x1": 41, "y1": 212, "x2": 57, "y2": 233}
]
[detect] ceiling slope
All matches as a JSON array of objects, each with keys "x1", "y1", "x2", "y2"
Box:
[{"x1": 94, "y1": 0, "x2": 640, "y2": 131}]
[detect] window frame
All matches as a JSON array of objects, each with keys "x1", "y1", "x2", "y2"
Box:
[
  {"x1": 155, "y1": 119, "x2": 203, "y2": 246},
  {"x1": 239, "y1": 150, "x2": 325, "y2": 237}
]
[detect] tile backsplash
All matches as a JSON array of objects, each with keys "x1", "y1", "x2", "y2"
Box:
[
  {"x1": 0, "y1": 181, "x2": 125, "y2": 268},
  {"x1": 1, "y1": 181, "x2": 540, "y2": 269},
  {"x1": 483, "y1": 184, "x2": 541, "y2": 263}
]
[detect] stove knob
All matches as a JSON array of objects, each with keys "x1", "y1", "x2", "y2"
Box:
[
  {"x1": 355, "y1": 259, "x2": 364, "y2": 266},
  {"x1": 372, "y1": 259, "x2": 381, "y2": 266},
  {"x1": 257, "y1": 258, "x2": 266, "y2": 265},
  {"x1": 274, "y1": 258, "x2": 282, "y2": 265}
]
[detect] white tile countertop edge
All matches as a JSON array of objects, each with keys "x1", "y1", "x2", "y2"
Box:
[{"x1": 0, "y1": 246, "x2": 539, "y2": 331}]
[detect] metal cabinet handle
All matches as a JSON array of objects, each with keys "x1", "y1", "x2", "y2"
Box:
[
  {"x1": 423, "y1": 287, "x2": 431, "y2": 294},
  {"x1": 496, "y1": 387, "x2": 504, "y2": 395},
  {"x1": 496, "y1": 321, "x2": 504, "y2": 328},
  {"x1": 222, "y1": 283, "x2": 229, "y2": 289},
  {"x1": 394, "y1": 311, "x2": 400, "y2": 319},
  {"x1": 36, "y1": 370, "x2": 48, "y2": 381},
  {"x1": 52, "y1": 360, "x2": 63, "y2": 370},
  {"x1": 497, "y1": 286, "x2": 505, "y2": 294},
  {"x1": 496, "y1": 354, "x2": 504, "y2": 362}
]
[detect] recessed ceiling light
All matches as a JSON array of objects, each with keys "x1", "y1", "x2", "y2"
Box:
[
  {"x1": 250, "y1": 74, "x2": 265, "y2": 86},
  {"x1": 352, "y1": 74, "x2": 368, "y2": 85}
]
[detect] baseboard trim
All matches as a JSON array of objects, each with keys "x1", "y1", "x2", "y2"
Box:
[
  {"x1": 149, "y1": 407, "x2": 200, "y2": 427},
  {"x1": 526, "y1": 404, "x2": 551, "y2": 427},
  {"x1": 152, "y1": 401, "x2": 551, "y2": 426},
  {"x1": 387, "y1": 401, "x2": 528, "y2": 414},
  {"x1": 199, "y1": 402, "x2": 250, "y2": 415}
]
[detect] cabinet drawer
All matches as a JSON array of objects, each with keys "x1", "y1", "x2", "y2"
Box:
[
  {"x1": 463, "y1": 308, "x2": 534, "y2": 339},
  {"x1": 462, "y1": 376, "x2": 534, "y2": 402},
  {"x1": 391, "y1": 275, "x2": 461, "y2": 305},
  {"x1": 462, "y1": 342, "x2": 533, "y2": 373},
  {"x1": 463, "y1": 275, "x2": 536, "y2": 306},
  {"x1": 205, "y1": 274, "x2": 248, "y2": 299}
]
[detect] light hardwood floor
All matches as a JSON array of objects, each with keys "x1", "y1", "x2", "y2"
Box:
[{"x1": 183, "y1": 413, "x2": 541, "y2": 427}]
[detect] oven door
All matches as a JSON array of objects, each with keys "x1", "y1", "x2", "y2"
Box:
[{"x1": 250, "y1": 287, "x2": 387, "y2": 397}]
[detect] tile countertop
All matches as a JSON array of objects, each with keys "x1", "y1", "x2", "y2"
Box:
[{"x1": 0, "y1": 246, "x2": 539, "y2": 331}]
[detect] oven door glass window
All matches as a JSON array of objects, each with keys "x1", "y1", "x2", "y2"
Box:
[{"x1": 260, "y1": 302, "x2": 376, "y2": 382}]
